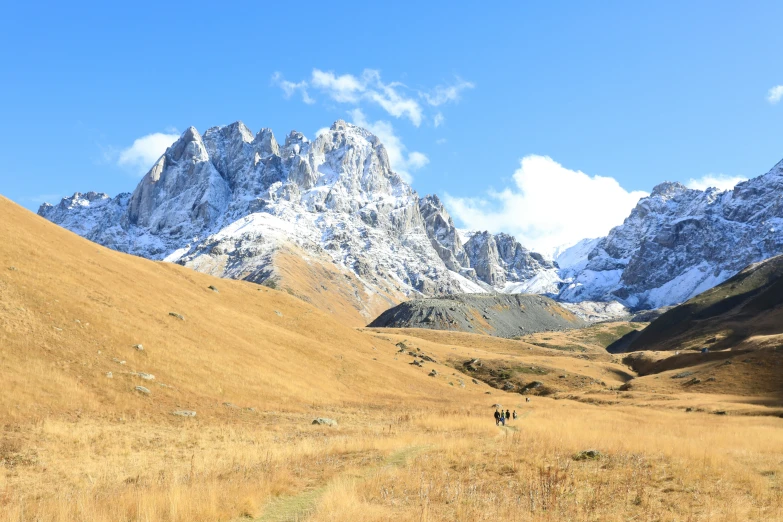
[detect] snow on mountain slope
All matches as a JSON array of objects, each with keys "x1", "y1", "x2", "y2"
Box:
[
  {"x1": 40, "y1": 121, "x2": 523, "y2": 323},
  {"x1": 558, "y1": 158, "x2": 783, "y2": 310},
  {"x1": 555, "y1": 237, "x2": 601, "y2": 276}
]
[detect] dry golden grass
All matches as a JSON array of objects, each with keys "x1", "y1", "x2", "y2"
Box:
[
  {"x1": 271, "y1": 246, "x2": 401, "y2": 327},
  {"x1": 2, "y1": 196, "x2": 783, "y2": 521}
]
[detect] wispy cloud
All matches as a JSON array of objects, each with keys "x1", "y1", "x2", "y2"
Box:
[
  {"x1": 310, "y1": 68, "x2": 422, "y2": 125},
  {"x1": 445, "y1": 155, "x2": 647, "y2": 254},
  {"x1": 118, "y1": 132, "x2": 180, "y2": 176},
  {"x1": 433, "y1": 112, "x2": 445, "y2": 127},
  {"x1": 311, "y1": 69, "x2": 365, "y2": 103},
  {"x1": 272, "y1": 69, "x2": 473, "y2": 127},
  {"x1": 686, "y1": 173, "x2": 746, "y2": 191},
  {"x1": 350, "y1": 109, "x2": 428, "y2": 183},
  {"x1": 421, "y1": 78, "x2": 474, "y2": 106},
  {"x1": 767, "y1": 85, "x2": 783, "y2": 104},
  {"x1": 271, "y1": 72, "x2": 314, "y2": 104}
]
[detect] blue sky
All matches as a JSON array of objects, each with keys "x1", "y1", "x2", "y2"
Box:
[{"x1": 2, "y1": 1, "x2": 782, "y2": 251}]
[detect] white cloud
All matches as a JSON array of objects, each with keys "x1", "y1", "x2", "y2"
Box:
[
  {"x1": 433, "y1": 112, "x2": 444, "y2": 127},
  {"x1": 686, "y1": 173, "x2": 746, "y2": 191},
  {"x1": 436, "y1": 138, "x2": 447, "y2": 145},
  {"x1": 444, "y1": 155, "x2": 647, "y2": 254},
  {"x1": 767, "y1": 85, "x2": 783, "y2": 104},
  {"x1": 271, "y1": 72, "x2": 314, "y2": 104},
  {"x1": 311, "y1": 69, "x2": 364, "y2": 103},
  {"x1": 274, "y1": 69, "x2": 472, "y2": 127},
  {"x1": 118, "y1": 132, "x2": 179, "y2": 176},
  {"x1": 350, "y1": 109, "x2": 428, "y2": 183},
  {"x1": 311, "y1": 68, "x2": 423, "y2": 125},
  {"x1": 421, "y1": 78, "x2": 474, "y2": 106}
]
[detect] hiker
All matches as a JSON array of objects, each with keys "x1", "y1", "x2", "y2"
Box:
[
  {"x1": 512, "y1": 410, "x2": 517, "y2": 420},
  {"x1": 500, "y1": 413, "x2": 506, "y2": 426},
  {"x1": 526, "y1": 397, "x2": 530, "y2": 403},
  {"x1": 494, "y1": 410, "x2": 500, "y2": 425},
  {"x1": 506, "y1": 409, "x2": 511, "y2": 420}
]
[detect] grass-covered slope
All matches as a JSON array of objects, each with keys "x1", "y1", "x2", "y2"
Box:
[
  {"x1": 0, "y1": 195, "x2": 456, "y2": 422},
  {"x1": 622, "y1": 254, "x2": 783, "y2": 353},
  {"x1": 2, "y1": 195, "x2": 782, "y2": 521}
]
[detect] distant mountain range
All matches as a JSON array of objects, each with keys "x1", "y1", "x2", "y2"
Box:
[
  {"x1": 556, "y1": 159, "x2": 783, "y2": 310},
  {"x1": 39, "y1": 120, "x2": 783, "y2": 319}
]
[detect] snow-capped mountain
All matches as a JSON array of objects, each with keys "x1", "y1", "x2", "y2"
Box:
[
  {"x1": 42, "y1": 119, "x2": 782, "y2": 318},
  {"x1": 557, "y1": 158, "x2": 783, "y2": 310},
  {"x1": 40, "y1": 121, "x2": 554, "y2": 322}
]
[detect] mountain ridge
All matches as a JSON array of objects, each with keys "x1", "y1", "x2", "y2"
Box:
[
  {"x1": 39, "y1": 120, "x2": 783, "y2": 318},
  {"x1": 39, "y1": 120, "x2": 553, "y2": 323}
]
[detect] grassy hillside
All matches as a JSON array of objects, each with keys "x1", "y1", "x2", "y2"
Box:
[
  {"x1": 0, "y1": 197, "x2": 453, "y2": 422},
  {"x1": 625, "y1": 254, "x2": 783, "y2": 353},
  {"x1": 1, "y1": 196, "x2": 782, "y2": 521}
]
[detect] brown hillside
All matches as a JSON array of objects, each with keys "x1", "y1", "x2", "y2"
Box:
[
  {"x1": 1, "y1": 195, "x2": 782, "y2": 522},
  {"x1": 0, "y1": 195, "x2": 457, "y2": 422}
]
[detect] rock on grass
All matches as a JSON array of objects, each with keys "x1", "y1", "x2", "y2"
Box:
[{"x1": 573, "y1": 449, "x2": 602, "y2": 461}]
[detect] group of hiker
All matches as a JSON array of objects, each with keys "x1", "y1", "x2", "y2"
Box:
[{"x1": 494, "y1": 408, "x2": 517, "y2": 426}]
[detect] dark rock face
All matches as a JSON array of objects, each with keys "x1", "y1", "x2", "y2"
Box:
[{"x1": 367, "y1": 293, "x2": 586, "y2": 338}]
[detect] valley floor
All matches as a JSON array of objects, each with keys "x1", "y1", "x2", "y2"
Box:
[
  {"x1": 3, "y1": 324, "x2": 782, "y2": 522},
  {"x1": 2, "y1": 197, "x2": 782, "y2": 521},
  {"x1": 2, "y1": 391, "x2": 782, "y2": 521}
]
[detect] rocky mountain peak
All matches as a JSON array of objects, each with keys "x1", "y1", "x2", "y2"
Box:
[
  {"x1": 254, "y1": 128, "x2": 279, "y2": 158},
  {"x1": 38, "y1": 119, "x2": 561, "y2": 321},
  {"x1": 167, "y1": 127, "x2": 208, "y2": 163},
  {"x1": 284, "y1": 130, "x2": 309, "y2": 148},
  {"x1": 650, "y1": 181, "x2": 688, "y2": 198},
  {"x1": 463, "y1": 231, "x2": 557, "y2": 291}
]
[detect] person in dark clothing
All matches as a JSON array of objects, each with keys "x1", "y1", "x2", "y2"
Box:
[
  {"x1": 512, "y1": 410, "x2": 518, "y2": 420},
  {"x1": 494, "y1": 410, "x2": 501, "y2": 425},
  {"x1": 506, "y1": 409, "x2": 511, "y2": 420}
]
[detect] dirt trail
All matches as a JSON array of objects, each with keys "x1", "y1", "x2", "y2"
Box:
[{"x1": 254, "y1": 445, "x2": 429, "y2": 522}]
